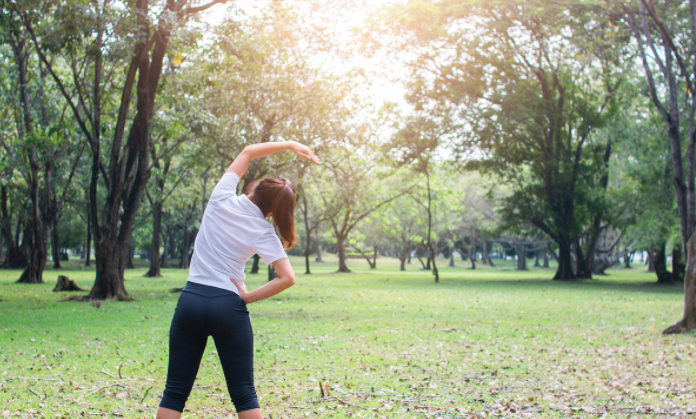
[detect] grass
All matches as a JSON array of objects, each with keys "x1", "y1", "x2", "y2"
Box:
[{"x1": 0, "y1": 254, "x2": 694, "y2": 418}]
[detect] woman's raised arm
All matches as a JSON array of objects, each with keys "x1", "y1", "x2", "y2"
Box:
[{"x1": 227, "y1": 141, "x2": 320, "y2": 179}]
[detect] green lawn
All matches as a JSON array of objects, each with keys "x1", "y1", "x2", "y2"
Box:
[{"x1": 0, "y1": 255, "x2": 694, "y2": 418}]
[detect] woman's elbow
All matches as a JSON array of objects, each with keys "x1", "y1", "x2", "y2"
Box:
[{"x1": 285, "y1": 275, "x2": 296, "y2": 287}]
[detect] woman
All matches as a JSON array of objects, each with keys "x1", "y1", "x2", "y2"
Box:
[{"x1": 157, "y1": 141, "x2": 320, "y2": 419}]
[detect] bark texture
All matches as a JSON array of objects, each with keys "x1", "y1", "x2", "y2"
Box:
[
  {"x1": 663, "y1": 231, "x2": 696, "y2": 334},
  {"x1": 1, "y1": 185, "x2": 27, "y2": 269},
  {"x1": 51, "y1": 224, "x2": 61, "y2": 269},
  {"x1": 654, "y1": 244, "x2": 673, "y2": 284},
  {"x1": 144, "y1": 202, "x2": 162, "y2": 277}
]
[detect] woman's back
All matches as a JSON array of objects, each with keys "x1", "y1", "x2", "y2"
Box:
[{"x1": 187, "y1": 172, "x2": 287, "y2": 294}]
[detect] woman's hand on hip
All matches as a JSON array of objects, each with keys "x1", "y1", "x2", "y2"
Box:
[{"x1": 231, "y1": 278, "x2": 250, "y2": 304}]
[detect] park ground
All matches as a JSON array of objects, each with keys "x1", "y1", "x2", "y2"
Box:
[{"x1": 0, "y1": 255, "x2": 695, "y2": 418}]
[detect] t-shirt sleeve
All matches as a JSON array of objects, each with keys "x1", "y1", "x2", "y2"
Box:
[
  {"x1": 209, "y1": 172, "x2": 240, "y2": 202},
  {"x1": 255, "y1": 230, "x2": 288, "y2": 266}
]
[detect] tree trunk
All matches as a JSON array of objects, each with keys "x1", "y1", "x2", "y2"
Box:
[
  {"x1": 337, "y1": 235, "x2": 350, "y2": 273},
  {"x1": 84, "y1": 219, "x2": 91, "y2": 267},
  {"x1": 469, "y1": 253, "x2": 476, "y2": 269},
  {"x1": 663, "y1": 231, "x2": 696, "y2": 334},
  {"x1": 672, "y1": 247, "x2": 685, "y2": 283},
  {"x1": 449, "y1": 246, "x2": 455, "y2": 267},
  {"x1": 515, "y1": 242, "x2": 527, "y2": 271},
  {"x1": 250, "y1": 254, "x2": 260, "y2": 274},
  {"x1": 624, "y1": 252, "x2": 631, "y2": 269},
  {"x1": 470, "y1": 239, "x2": 477, "y2": 262},
  {"x1": 315, "y1": 236, "x2": 323, "y2": 262},
  {"x1": 484, "y1": 242, "x2": 495, "y2": 267},
  {"x1": 51, "y1": 223, "x2": 61, "y2": 269},
  {"x1": 355, "y1": 246, "x2": 376, "y2": 269},
  {"x1": 302, "y1": 193, "x2": 311, "y2": 274},
  {"x1": 126, "y1": 241, "x2": 135, "y2": 269},
  {"x1": 574, "y1": 240, "x2": 592, "y2": 279},
  {"x1": 416, "y1": 246, "x2": 427, "y2": 269},
  {"x1": 553, "y1": 240, "x2": 576, "y2": 280},
  {"x1": 372, "y1": 245, "x2": 378, "y2": 269},
  {"x1": 144, "y1": 202, "x2": 162, "y2": 277},
  {"x1": 17, "y1": 149, "x2": 46, "y2": 284},
  {"x1": 89, "y1": 238, "x2": 129, "y2": 300},
  {"x1": 1, "y1": 185, "x2": 27, "y2": 269},
  {"x1": 647, "y1": 250, "x2": 655, "y2": 272},
  {"x1": 543, "y1": 249, "x2": 549, "y2": 268},
  {"x1": 304, "y1": 234, "x2": 311, "y2": 274},
  {"x1": 654, "y1": 243, "x2": 672, "y2": 284},
  {"x1": 268, "y1": 265, "x2": 278, "y2": 281},
  {"x1": 399, "y1": 252, "x2": 407, "y2": 271},
  {"x1": 407, "y1": 243, "x2": 411, "y2": 264},
  {"x1": 161, "y1": 224, "x2": 172, "y2": 268},
  {"x1": 20, "y1": 223, "x2": 33, "y2": 262},
  {"x1": 534, "y1": 250, "x2": 540, "y2": 267},
  {"x1": 180, "y1": 229, "x2": 190, "y2": 270}
]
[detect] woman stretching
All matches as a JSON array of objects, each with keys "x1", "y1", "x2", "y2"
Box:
[{"x1": 157, "y1": 141, "x2": 320, "y2": 419}]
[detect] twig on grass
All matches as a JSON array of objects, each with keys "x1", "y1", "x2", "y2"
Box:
[
  {"x1": 118, "y1": 364, "x2": 123, "y2": 379},
  {"x1": 140, "y1": 386, "x2": 153, "y2": 403},
  {"x1": 26, "y1": 386, "x2": 45, "y2": 399},
  {"x1": 99, "y1": 368, "x2": 116, "y2": 377},
  {"x1": 81, "y1": 383, "x2": 129, "y2": 397},
  {"x1": 87, "y1": 402, "x2": 126, "y2": 416},
  {"x1": 8, "y1": 376, "x2": 62, "y2": 382}
]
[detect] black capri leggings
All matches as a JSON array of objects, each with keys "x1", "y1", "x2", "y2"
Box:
[{"x1": 160, "y1": 282, "x2": 259, "y2": 413}]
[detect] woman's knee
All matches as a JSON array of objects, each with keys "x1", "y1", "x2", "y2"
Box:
[{"x1": 231, "y1": 391, "x2": 260, "y2": 414}]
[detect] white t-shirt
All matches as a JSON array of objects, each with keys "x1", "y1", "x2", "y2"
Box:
[{"x1": 187, "y1": 172, "x2": 288, "y2": 294}]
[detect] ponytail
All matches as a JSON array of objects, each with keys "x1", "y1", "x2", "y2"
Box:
[{"x1": 249, "y1": 177, "x2": 297, "y2": 249}]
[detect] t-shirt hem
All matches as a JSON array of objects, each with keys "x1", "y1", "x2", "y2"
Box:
[{"x1": 187, "y1": 278, "x2": 240, "y2": 295}]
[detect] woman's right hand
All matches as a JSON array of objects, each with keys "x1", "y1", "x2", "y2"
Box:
[{"x1": 289, "y1": 141, "x2": 320, "y2": 164}]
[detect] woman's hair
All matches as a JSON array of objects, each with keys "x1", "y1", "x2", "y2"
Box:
[{"x1": 250, "y1": 177, "x2": 297, "y2": 249}]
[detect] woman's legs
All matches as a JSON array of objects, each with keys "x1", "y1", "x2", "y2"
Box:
[
  {"x1": 238, "y1": 409, "x2": 262, "y2": 419},
  {"x1": 158, "y1": 290, "x2": 261, "y2": 417},
  {"x1": 159, "y1": 292, "x2": 209, "y2": 414},
  {"x1": 211, "y1": 294, "x2": 261, "y2": 414},
  {"x1": 156, "y1": 407, "x2": 261, "y2": 419},
  {"x1": 156, "y1": 407, "x2": 181, "y2": 419}
]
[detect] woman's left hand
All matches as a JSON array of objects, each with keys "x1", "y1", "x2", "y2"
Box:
[
  {"x1": 289, "y1": 141, "x2": 321, "y2": 164},
  {"x1": 231, "y1": 278, "x2": 250, "y2": 304}
]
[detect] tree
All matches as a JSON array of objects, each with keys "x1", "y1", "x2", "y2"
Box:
[
  {"x1": 385, "y1": 116, "x2": 449, "y2": 282},
  {"x1": 296, "y1": 175, "x2": 326, "y2": 274},
  {"x1": 0, "y1": 5, "x2": 84, "y2": 282},
  {"x1": 615, "y1": 100, "x2": 680, "y2": 284},
  {"x1": 369, "y1": 0, "x2": 629, "y2": 280},
  {"x1": 380, "y1": 198, "x2": 423, "y2": 271},
  {"x1": 618, "y1": 0, "x2": 696, "y2": 334},
  {"x1": 314, "y1": 146, "x2": 410, "y2": 273},
  {"x1": 19, "y1": 0, "x2": 230, "y2": 299}
]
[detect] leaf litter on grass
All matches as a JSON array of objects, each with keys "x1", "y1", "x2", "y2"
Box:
[{"x1": 0, "y1": 260, "x2": 694, "y2": 418}]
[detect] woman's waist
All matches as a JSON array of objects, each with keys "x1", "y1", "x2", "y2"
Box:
[{"x1": 183, "y1": 280, "x2": 239, "y2": 298}]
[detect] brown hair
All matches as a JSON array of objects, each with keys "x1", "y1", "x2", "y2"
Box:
[{"x1": 249, "y1": 177, "x2": 297, "y2": 249}]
